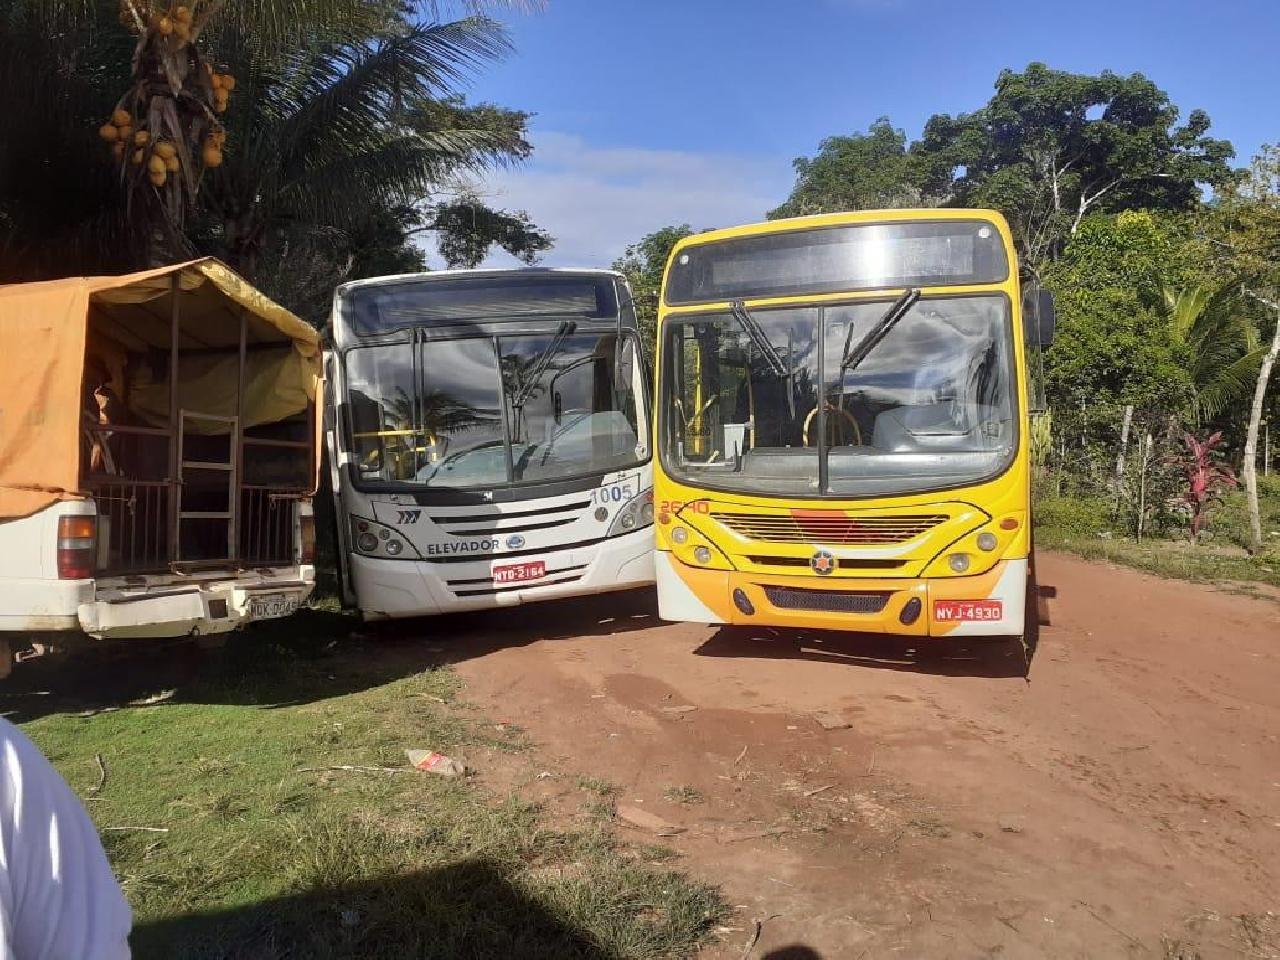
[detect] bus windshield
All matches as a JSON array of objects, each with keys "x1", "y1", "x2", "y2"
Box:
[
  {"x1": 661, "y1": 294, "x2": 1015, "y2": 498},
  {"x1": 347, "y1": 330, "x2": 649, "y2": 489}
]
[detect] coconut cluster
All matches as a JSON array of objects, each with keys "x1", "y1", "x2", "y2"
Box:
[
  {"x1": 99, "y1": 108, "x2": 226, "y2": 186},
  {"x1": 105, "y1": 1, "x2": 231, "y2": 192},
  {"x1": 208, "y1": 64, "x2": 236, "y2": 114},
  {"x1": 119, "y1": 2, "x2": 196, "y2": 43}
]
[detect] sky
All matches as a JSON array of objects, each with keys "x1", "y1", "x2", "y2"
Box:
[{"x1": 446, "y1": 0, "x2": 1280, "y2": 270}]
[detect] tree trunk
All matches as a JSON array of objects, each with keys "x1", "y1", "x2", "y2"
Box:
[
  {"x1": 1112, "y1": 404, "x2": 1134, "y2": 517},
  {"x1": 1242, "y1": 296, "x2": 1280, "y2": 553}
]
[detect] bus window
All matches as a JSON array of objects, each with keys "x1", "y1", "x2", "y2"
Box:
[{"x1": 665, "y1": 310, "x2": 818, "y2": 477}]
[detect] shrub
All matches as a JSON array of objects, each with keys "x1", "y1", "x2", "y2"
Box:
[{"x1": 1033, "y1": 495, "x2": 1113, "y2": 540}]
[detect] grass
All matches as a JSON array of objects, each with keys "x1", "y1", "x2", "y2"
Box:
[
  {"x1": 1035, "y1": 476, "x2": 1280, "y2": 593},
  {"x1": 577, "y1": 776, "x2": 620, "y2": 798},
  {"x1": 13, "y1": 614, "x2": 726, "y2": 959},
  {"x1": 1037, "y1": 531, "x2": 1280, "y2": 591},
  {"x1": 662, "y1": 785, "x2": 705, "y2": 806}
]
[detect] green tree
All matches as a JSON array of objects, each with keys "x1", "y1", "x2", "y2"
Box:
[
  {"x1": 1042, "y1": 211, "x2": 1199, "y2": 417},
  {"x1": 769, "y1": 117, "x2": 931, "y2": 219},
  {"x1": 913, "y1": 63, "x2": 1236, "y2": 270},
  {"x1": 1204, "y1": 145, "x2": 1280, "y2": 550},
  {"x1": 1158, "y1": 285, "x2": 1262, "y2": 426},
  {"x1": 0, "y1": 1, "x2": 550, "y2": 298},
  {"x1": 193, "y1": 19, "x2": 535, "y2": 276},
  {"x1": 612, "y1": 224, "x2": 695, "y2": 358}
]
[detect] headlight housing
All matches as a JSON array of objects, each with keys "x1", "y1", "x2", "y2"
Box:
[
  {"x1": 350, "y1": 516, "x2": 418, "y2": 559},
  {"x1": 606, "y1": 488, "x2": 654, "y2": 537}
]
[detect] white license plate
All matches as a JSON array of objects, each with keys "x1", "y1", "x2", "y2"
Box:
[
  {"x1": 493, "y1": 560, "x2": 546, "y2": 585},
  {"x1": 934, "y1": 600, "x2": 1004, "y2": 622},
  {"x1": 247, "y1": 593, "x2": 300, "y2": 620}
]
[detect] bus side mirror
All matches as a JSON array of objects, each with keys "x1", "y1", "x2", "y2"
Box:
[
  {"x1": 1024, "y1": 287, "x2": 1056, "y2": 347},
  {"x1": 553, "y1": 392, "x2": 562, "y2": 424}
]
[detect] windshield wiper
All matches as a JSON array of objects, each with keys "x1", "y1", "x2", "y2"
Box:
[
  {"x1": 729, "y1": 300, "x2": 789, "y2": 378},
  {"x1": 729, "y1": 299, "x2": 794, "y2": 417},
  {"x1": 509, "y1": 320, "x2": 577, "y2": 414},
  {"x1": 837, "y1": 288, "x2": 920, "y2": 378}
]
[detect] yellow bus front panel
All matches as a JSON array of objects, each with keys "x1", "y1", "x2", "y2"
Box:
[{"x1": 652, "y1": 209, "x2": 1035, "y2": 639}]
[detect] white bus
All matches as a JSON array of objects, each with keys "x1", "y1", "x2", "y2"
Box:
[{"x1": 326, "y1": 269, "x2": 654, "y2": 619}]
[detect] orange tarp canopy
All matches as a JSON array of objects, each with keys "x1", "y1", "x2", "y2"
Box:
[{"x1": 0, "y1": 258, "x2": 321, "y2": 520}]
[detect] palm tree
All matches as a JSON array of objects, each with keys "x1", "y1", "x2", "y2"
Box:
[
  {"x1": 1162, "y1": 286, "x2": 1263, "y2": 426},
  {"x1": 0, "y1": 1, "x2": 545, "y2": 281},
  {"x1": 197, "y1": 16, "x2": 524, "y2": 279}
]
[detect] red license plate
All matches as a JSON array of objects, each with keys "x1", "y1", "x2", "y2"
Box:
[
  {"x1": 934, "y1": 600, "x2": 1004, "y2": 622},
  {"x1": 492, "y1": 560, "x2": 546, "y2": 585}
]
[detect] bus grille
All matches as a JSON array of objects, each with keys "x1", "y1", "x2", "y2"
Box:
[
  {"x1": 762, "y1": 586, "x2": 891, "y2": 614},
  {"x1": 713, "y1": 511, "x2": 946, "y2": 545}
]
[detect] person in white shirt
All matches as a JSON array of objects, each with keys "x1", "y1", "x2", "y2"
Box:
[{"x1": 0, "y1": 717, "x2": 132, "y2": 959}]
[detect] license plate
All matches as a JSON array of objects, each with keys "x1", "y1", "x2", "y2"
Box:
[
  {"x1": 493, "y1": 560, "x2": 546, "y2": 585},
  {"x1": 934, "y1": 600, "x2": 1004, "y2": 622},
  {"x1": 247, "y1": 593, "x2": 300, "y2": 620}
]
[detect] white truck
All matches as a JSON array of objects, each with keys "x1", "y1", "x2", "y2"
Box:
[{"x1": 0, "y1": 259, "x2": 320, "y2": 673}]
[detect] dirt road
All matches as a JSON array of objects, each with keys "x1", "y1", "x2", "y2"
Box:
[{"x1": 432, "y1": 551, "x2": 1280, "y2": 958}]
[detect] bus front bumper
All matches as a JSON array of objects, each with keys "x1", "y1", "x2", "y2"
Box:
[
  {"x1": 351, "y1": 527, "x2": 655, "y2": 619},
  {"x1": 655, "y1": 551, "x2": 1027, "y2": 637}
]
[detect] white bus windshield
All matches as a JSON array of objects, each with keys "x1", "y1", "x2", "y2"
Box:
[{"x1": 346, "y1": 331, "x2": 649, "y2": 489}]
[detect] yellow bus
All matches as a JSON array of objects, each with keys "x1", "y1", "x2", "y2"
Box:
[{"x1": 652, "y1": 209, "x2": 1054, "y2": 639}]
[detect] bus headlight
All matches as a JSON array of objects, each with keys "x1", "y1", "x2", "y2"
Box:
[
  {"x1": 607, "y1": 488, "x2": 654, "y2": 537},
  {"x1": 976, "y1": 532, "x2": 998, "y2": 552},
  {"x1": 948, "y1": 552, "x2": 971, "y2": 573},
  {"x1": 671, "y1": 526, "x2": 688, "y2": 544},
  {"x1": 352, "y1": 516, "x2": 418, "y2": 558}
]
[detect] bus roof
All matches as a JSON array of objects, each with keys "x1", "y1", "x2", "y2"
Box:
[
  {"x1": 661, "y1": 210, "x2": 1016, "y2": 307},
  {"x1": 336, "y1": 266, "x2": 625, "y2": 298},
  {"x1": 332, "y1": 268, "x2": 633, "y2": 342},
  {"x1": 670, "y1": 208, "x2": 1013, "y2": 254}
]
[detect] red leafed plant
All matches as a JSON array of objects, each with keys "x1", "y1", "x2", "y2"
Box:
[{"x1": 1173, "y1": 431, "x2": 1238, "y2": 542}]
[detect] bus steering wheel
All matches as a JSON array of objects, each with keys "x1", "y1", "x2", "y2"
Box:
[{"x1": 803, "y1": 403, "x2": 862, "y2": 447}]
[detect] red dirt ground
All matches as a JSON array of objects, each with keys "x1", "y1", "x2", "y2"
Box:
[{"x1": 439, "y1": 551, "x2": 1280, "y2": 959}]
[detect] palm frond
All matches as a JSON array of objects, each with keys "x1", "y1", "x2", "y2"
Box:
[
  {"x1": 275, "y1": 19, "x2": 509, "y2": 161},
  {"x1": 1192, "y1": 347, "x2": 1266, "y2": 424},
  {"x1": 1164, "y1": 285, "x2": 1213, "y2": 344},
  {"x1": 274, "y1": 134, "x2": 480, "y2": 223}
]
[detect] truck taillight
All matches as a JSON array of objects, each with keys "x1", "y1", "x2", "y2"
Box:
[
  {"x1": 57, "y1": 515, "x2": 96, "y2": 580},
  {"x1": 299, "y1": 514, "x2": 316, "y2": 564}
]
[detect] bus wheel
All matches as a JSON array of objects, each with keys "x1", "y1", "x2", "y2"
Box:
[{"x1": 1020, "y1": 550, "x2": 1042, "y2": 673}]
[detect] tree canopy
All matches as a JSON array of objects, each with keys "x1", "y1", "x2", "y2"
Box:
[
  {"x1": 772, "y1": 64, "x2": 1236, "y2": 271},
  {"x1": 611, "y1": 223, "x2": 695, "y2": 354},
  {"x1": 768, "y1": 118, "x2": 930, "y2": 219},
  {"x1": 0, "y1": 0, "x2": 551, "y2": 324}
]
